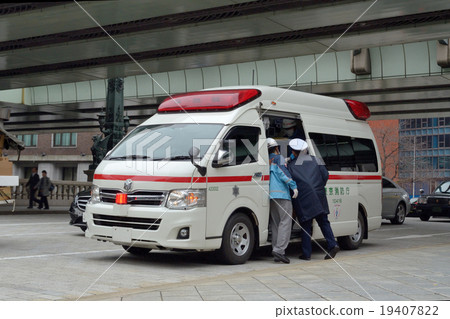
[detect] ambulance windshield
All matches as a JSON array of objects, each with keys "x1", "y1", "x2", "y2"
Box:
[{"x1": 106, "y1": 123, "x2": 223, "y2": 161}]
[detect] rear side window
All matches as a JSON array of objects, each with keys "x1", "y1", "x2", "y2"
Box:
[
  {"x1": 382, "y1": 178, "x2": 396, "y2": 188},
  {"x1": 309, "y1": 133, "x2": 378, "y2": 172}
]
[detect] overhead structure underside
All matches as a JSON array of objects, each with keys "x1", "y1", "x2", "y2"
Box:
[{"x1": 0, "y1": 0, "x2": 449, "y2": 132}]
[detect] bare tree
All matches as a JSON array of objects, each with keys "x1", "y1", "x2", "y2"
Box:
[{"x1": 370, "y1": 122, "x2": 399, "y2": 179}]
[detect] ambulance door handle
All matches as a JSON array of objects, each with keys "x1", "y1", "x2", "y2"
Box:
[{"x1": 253, "y1": 172, "x2": 262, "y2": 178}]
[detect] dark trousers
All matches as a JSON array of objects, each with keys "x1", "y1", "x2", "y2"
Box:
[
  {"x1": 28, "y1": 189, "x2": 40, "y2": 207},
  {"x1": 300, "y1": 213, "x2": 337, "y2": 258},
  {"x1": 39, "y1": 196, "x2": 49, "y2": 209}
]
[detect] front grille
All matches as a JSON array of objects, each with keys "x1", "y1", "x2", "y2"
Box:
[
  {"x1": 427, "y1": 197, "x2": 449, "y2": 205},
  {"x1": 93, "y1": 214, "x2": 161, "y2": 230},
  {"x1": 76, "y1": 195, "x2": 91, "y2": 212},
  {"x1": 100, "y1": 189, "x2": 167, "y2": 206}
]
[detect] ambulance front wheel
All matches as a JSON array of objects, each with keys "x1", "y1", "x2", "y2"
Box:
[{"x1": 219, "y1": 213, "x2": 255, "y2": 265}]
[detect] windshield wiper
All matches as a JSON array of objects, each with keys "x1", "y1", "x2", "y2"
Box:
[
  {"x1": 107, "y1": 155, "x2": 152, "y2": 160},
  {"x1": 152, "y1": 155, "x2": 191, "y2": 161}
]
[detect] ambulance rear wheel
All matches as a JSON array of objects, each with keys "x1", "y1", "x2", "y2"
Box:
[
  {"x1": 219, "y1": 213, "x2": 255, "y2": 265},
  {"x1": 337, "y1": 211, "x2": 365, "y2": 250},
  {"x1": 122, "y1": 245, "x2": 152, "y2": 256}
]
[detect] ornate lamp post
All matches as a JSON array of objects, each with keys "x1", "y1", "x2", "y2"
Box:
[{"x1": 85, "y1": 78, "x2": 130, "y2": 181}]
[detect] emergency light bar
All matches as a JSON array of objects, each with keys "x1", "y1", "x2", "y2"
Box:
[
  {"x1": 158, "y1": 89, "x2": 261, "y2": 112},
  {"x1": 344, "y1": 99, "x2": 371, "y2": 120}
]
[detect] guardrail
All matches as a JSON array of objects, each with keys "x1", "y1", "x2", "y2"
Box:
[{"x1": 13, "y1": 179, "x2": 92, "y2": 201}]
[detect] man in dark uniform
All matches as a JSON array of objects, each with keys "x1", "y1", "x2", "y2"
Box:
[
  {"x1": 26, "y1": 167, "x2": 40, "y2": 208},
  {"x1": 287, "y1": 139, "x2": 340, "y2": 260}
]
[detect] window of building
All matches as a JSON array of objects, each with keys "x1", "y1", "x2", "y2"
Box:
[
  {"x1": 416, "y1": 119, "x2": 421, "y2": 129},
  {"x1": 62, "y1": 167, "x2": 77, "y2": 181},
  {"x1": 16, "y1": 134, "x2": 37, "y2": 147},
  {"x1": 439, "y1": 135, "x2": 445, "y2": 148},
  {"x1": 53, "y1": 132, "x2": 77, "y2": 147}
]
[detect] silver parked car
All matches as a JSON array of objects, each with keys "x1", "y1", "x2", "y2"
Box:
[{"x1": 382, "y1": 177, "x2": 411, "y2": 224}]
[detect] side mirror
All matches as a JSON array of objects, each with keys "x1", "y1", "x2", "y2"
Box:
[
  {"x1": 188, "y1": 147, "x2": 206, "y2": 176},
  {"x1": 212, "y1": 149, "x2": 234, "y2": 168}
]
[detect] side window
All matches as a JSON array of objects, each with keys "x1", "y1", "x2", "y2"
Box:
[
  {"x1": 382, "y1": 178, "x2": 396, "y2": 188},
  {"x1": 337, "y1": 136, "x2": 356, "y2": 171},
  {"x1": 309, "y1": 133, "x2": 340, "y2": 171},
  {"x1": 263, "y1": 115, "x2": 305, "y2": 158},
  {"x1": 223, "y1": 126, "x2": 260, "y2": 165},
  {"x1": 352, "y1": 138, "x2": 378, "y2": 172},
  {"x1": 310, "y1": 133, "x2": 376, "y2": 172}
]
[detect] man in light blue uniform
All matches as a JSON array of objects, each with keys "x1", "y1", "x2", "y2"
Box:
[{"x1": 267, "y1": 138, "x2": 298, "y2": 264}]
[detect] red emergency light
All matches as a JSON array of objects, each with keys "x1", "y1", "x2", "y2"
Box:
[
  {"x1": 115, "y1": 193, "x2": 128, "y2": 205},
  {"x1": 158, "y1": 89, "x2": 261, "y2": 113},
  {"x1": 344, "y1": 99, "x2": 371, "y2": 120}
]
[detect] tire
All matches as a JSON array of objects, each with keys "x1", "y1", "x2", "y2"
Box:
[
  {"x1": 419, "y1": 214, "x2": 430, "y2": 221},
  {"x1": 218, "y1": 213, "x2": 255, "y2": 265},
  {"x1": 390, "y1": 203, "x2": 406, "y2": 225},
  {"x1": 80, "y1": 226, "x2": 87, "y2": 232},
  {"x1": 122, "y1": 245, "x2": 152, "y2": 256},
  {"x1": 337, "y1": 211, "x2": 365, "y2": 250}
]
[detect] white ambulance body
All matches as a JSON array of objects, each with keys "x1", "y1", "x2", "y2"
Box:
[{"x1": 84, "y1": 86, "x2": 382, "y2": 264}]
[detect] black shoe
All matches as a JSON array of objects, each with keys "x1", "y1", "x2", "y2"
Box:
[
  {"x1": 272, "y1": 251, "x2": 290, "y2": 264},
  {"x1": 38, "y1": 206, "x2": 43, "y2": 209},
  {"x1": 27, "y1": 206, "x2": 33, "y2": 209},
  {"x1": 324, "y1": 246, "x2": 340, "y2": 260},
  {"x1": 299, "y1": 255, "x2": 311, "y2": 261}
]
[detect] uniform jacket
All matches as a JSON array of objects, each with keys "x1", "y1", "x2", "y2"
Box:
[
  {"x1": 269, "y1": 153, "x2": 297, "y2": 200},
  {"x1": 287, "y1": 154, "x2": 330, "y2": 222}
]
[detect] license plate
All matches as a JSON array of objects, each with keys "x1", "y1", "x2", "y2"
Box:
[
  {"x1": 112, "y1": 227, "x2": 132, "y2": 243},
  {"x1": 432, "y1": 207, "x2": 442, "y2": 213}
]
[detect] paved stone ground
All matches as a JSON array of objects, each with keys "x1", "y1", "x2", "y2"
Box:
[
  {"x1": 1, "y1": 209, "x2": 450, "y2": 301},
  {"x1": 83, "y1": 242, "x2": 450, "y2": 301}
]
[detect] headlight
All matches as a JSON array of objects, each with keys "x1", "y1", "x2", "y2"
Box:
[
  {"x1": 418, "y1": 197, "x2": 427, "y2": 204},
  {"x1": 166, "y1": 189, "x2": 206, "y2": 210},
  {"x1": 91, "y1": 185, "x2": 100, "y2": 204}
]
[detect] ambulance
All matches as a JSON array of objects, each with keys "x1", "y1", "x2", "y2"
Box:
[{"x1": 84, "y1": 86, "x2": 382, "y2": 264}]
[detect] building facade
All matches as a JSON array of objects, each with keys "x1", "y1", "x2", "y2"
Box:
[
  {"x1": 4, "y1": 131, "x2": 96, "y2": 182},
  {"x1": 398, "y1": 117, "x2": 450, "y2": 195}
]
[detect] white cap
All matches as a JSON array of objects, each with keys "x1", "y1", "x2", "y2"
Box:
[
  {"x1": 289, "y1": 138, "x2": 308, "y2": 151},
  {"x1": 267, "y1": 138, "x2": 279, "y2": 148}
]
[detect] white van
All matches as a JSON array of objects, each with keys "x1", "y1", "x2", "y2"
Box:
[{"x1": 84, "y1": 86, "x2": 382, "y2": 264}]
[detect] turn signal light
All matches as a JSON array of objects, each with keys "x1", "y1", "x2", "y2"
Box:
[{"x1": 115, "y1": 193, "x2": 128, "y2": 205}]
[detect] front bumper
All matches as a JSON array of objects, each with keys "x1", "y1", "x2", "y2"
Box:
[
  {"x1": 69, "y1": 204, "x2": 87, "y2": 228},
  {"x1": 84, "y1": 202, "x2": 209, "y2": 250},
  {"x1": 416, "y1": 205, "x2": 450, "y2": 217}
]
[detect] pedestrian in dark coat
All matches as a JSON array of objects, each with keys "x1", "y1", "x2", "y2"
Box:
[
  {"x1": 25, "y1": 167, "x2": 40, "y2": 208},
  {"x1": 287, "y1": 139, "x2": 340, "y2": 260}
]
